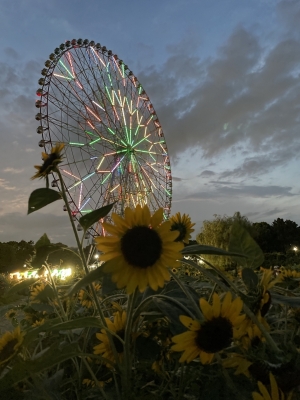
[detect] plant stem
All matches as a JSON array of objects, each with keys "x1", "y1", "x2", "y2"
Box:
[
  {"x1": 169, "y1": 269, "x2": 203, "y2": 321},
  {"x1": 122, "y1": 289, "x2": 138, "y2": 398}
]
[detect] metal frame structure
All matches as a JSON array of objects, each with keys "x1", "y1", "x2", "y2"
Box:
[{"x1": 35, "y1": 38, "x2": 172, "y2": 236}]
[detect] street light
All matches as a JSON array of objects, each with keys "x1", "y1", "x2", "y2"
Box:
[{"x1": 293, "y1": 247, "x2": 298, "y2": 252}]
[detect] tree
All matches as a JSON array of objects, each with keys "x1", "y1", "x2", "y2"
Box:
[
  {"x1": 196, "y1": 212, "x2": 253, "y2": 269},
  {"x1": 252, "y1": 222, "x2": 276, "y2": 253},
  {"x1": 0, "y1": 243, "x2": 17, "y2": 273},
  {"x1": 271, "y1": 218, "x2": 300, "y2": 253}
]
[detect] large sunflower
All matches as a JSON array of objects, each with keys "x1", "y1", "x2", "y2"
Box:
[
  {"x1": 169, "y1": 212, "x2": 195, "y2": 244},
  {"x1": 93, "y1": 310, "x2": 126, "y2": 367},
  {"x1": 171, "y1": 292, "x2": 245, "y2": 364},
  {"x1": 31, "y1": 143, "x2": 64, "y2": 179},
  {"x1": 0, "y1": 326, "x2": 24, "y2": 365},
  {"x1": 95, "y1": 205, "x2": 183, "y2": 294},
  {"x1": 252, "y1": 373, "x2": 293, "y2": 400}
]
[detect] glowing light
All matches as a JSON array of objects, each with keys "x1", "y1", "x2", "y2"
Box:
[
  {"x1": 87, "y1": 121, "x2": 95, "y2": 129},
  {"x1": 59, "y1": 60, "x2": 74, "y2": 78},
  {"x1": 110, "y1": 184, "x2": 120, "y2": 192},
  {"x1": 90, "y1": 47, "x2": 106, "y2": 66},
  {"x1": 69, "y1": 142, "x2": 85, "y2": 146},
  {"x1": 96, "y1": 156, "x2": 105, "y2": 169},
  {"x1": 89, "y1": 138, "x2": 101, "y2": 145},
  {"x1": 92, "y1": 100, "x2": 105, "y2": 111},
  {"x1": 78, "y1": 183, "x2": 83, "y2": 209},
  {"x1": 80, "y1": 197, "x2": 91, "y2": 210},
  {"x1": 54, "y1": 73, "x2": 72, "y2": 80},
  {"x1": 86, "y1": 106, "x2": 101, "y2": 121},
  {"x1": 62, "y1": 170, "x2": 80, "y2": 180},
  {"x1": 132, "y1": 134, "x2": 151, "y2": 148}
]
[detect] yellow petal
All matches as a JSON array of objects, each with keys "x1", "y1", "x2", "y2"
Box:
[
  {"x1": 200, "y1": 351, "x2": 214, "y2": 364},
  {"x1": 212, "y1": 293, "x2": 221, "y2": 317},
  {"x1": 179, "y1": 315, "x2": 200, "y2": 331},
  {"x1": 200, "y1": 298, "x2": 213, "y2": 320},
  {"x1": 151, "y1": 208, "x2": 164, "y2": 228},
  {"x1": 257, "y1": 381, "x2": 272, "y2": 400}
]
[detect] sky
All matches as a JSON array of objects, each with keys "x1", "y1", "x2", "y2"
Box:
[{"x1": 1, "y1": 0, "x2": 300, "y2": 246}]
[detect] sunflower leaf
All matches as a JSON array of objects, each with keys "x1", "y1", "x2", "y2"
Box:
[
  {"x1": 0, "y1": 342, "x2": 80, "y2": 390},
  {"x1": 27, "y1": 188, "x2": 62, "y2": 215},
  {"x1": 182, "y1": 244, "x2": 247, "y2": 258},
  {"x1": 23, "y1": 316, "x2": 103, "y2": 346},
  {"x1": 241, "y1": 267, "x2": 259, "y2": 292},
  {"x1": 78, "y1": 202, "x2": 116, "y2": 232},
  {"x1": 4, "y1": 278, "x2": 37, "y2": 297},
  {"x1": 64, "y1": 263, "x2": 107, "y2": 297},
  {"x1": 229, "y1": 222, "x2": 264, "y2": 269}
]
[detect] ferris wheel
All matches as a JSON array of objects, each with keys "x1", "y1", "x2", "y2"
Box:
[{"x1": 35, "y1": 38, "x2": 172, "y2": 237}]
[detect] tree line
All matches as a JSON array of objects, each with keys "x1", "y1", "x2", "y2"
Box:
[
  {"x1": 0, "y1": 234, "x2": 83, "y2": 273},
  {"x1": 196, "y1": 213, "x2": 300, "y2": 268}
]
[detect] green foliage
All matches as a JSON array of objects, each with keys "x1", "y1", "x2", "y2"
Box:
[
  {"x1": 27, "y1": 188, "x2": 62, "y2": 214},
  {"x1": 79, "y1": 202, "x2": 116, "y2": 232},
  {"x1": 196, "y1": 212, "x2": 253, "y2": 269},
  {"x1": 229, "y1": 221, "x2": 264, "y2": 269}
]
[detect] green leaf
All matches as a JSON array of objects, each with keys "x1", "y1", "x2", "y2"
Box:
[
  {"x1": 182, "y1": 244, "x2": 247, "y2": 258},
  {"x1": 4, "y1": 278, "x2": 37, "y2": 297},
  {"x1": 272, "y1": 293, "x2": 300, "y2": 307},
  {"x1": 23, "y1": 316, "x2": 103, "y2": 346},
  {"x1": 64, "y1": 262, "x2": 108, "y2": 297},
  {"x1": 27, "y1": 188, "x2": 62, "y2": 215},
  {"x1": 241, "y1": 268, "x2": 259, "y2": 292},
  {"x1": 229, "y1": 222, "x2": 264, "y2": 269},
  {"x1": 0, "y1": 342, "x2": 80, "y2": 390},
  {"x1": 78, "y1": 202, "x2": 116, "y2": 232}
]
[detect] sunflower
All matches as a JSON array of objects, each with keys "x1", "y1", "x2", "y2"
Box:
[
  {"x1": 280, "y1": 268, "x2": 300, "y2": 280},
  {"x1": 0, "y1": 326, "x2": 23, "y2": 365},
  {"x1": 93, "y1": 310, "x2": 126, "y2": 367},
  {"x1": 30, "y1": 282, "x2": 46, "y2": 302},
  {"x1": 31, "y1": 143, "x2": 64, "y2": 180},
  {"x1": 32, "y1": 319, "x2": 45, "y2": 327},
  {"x1": 82, "y1": 378, "x2": 105, "y2": 388},
  {"x1": 256, "y1": 269, "x2": 281, "y2": 317},
  {"x1": 95, "y1": 205, "x2": 183, "y2": 294},
  {"x1": 78, "y1": 283, "x2": 101, "y2": 308},
  {"x1": 252, "y1": 373, "x2": 293, "y2": 400},
  {"x1": 223, "y1": 353, "x2": 253, "y2": 377},
  {"x1": 171, "y1": 292, "x2": 245, "y2": 364},
  {"x1": 169, "y1": 212, "x2": 195, "y2": 244},
  {"x1": 239, "y1": 316, "x2": 268, "y2": 349},
  {"x1": 5, "y1": 309, "x2": 16, "y2": 319}
]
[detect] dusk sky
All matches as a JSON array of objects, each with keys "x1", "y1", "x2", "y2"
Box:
[{"x1": 1, "y1": 0, "x2": 300, "y2": 246}]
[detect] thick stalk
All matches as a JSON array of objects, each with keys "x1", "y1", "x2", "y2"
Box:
[{"x1": 122, "y1": 289, "x2": 138, "y2": 398}]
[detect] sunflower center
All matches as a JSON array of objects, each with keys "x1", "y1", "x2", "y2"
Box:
[
  {"x1": 120, "y1": 226, "x2": 162, "y2": 268},
  {"x1": 40, "y1": 153, "x2": 60, "y2": 173},
  {"x1": 170, "y1": 222, "x2": 187, "y2": 242},
  {"x1": 195, "y1": 317, "x2": 233, "y2": 353},
  {"x1": 0, "y1": 338, "x2": 18, "y2": 363},
  {"x1": 113, "y1": 330, "x2": 125, "y2": 354}
]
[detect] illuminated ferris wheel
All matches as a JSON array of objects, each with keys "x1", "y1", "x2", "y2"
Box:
[{"x1": 35, "y1": 38, "x2": 172, "y2": 236}]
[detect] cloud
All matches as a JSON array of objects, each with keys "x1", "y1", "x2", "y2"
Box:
[
  {"x1": 185, "y1": 184, "x2": 296, "y2": 200},
  {"x1": 137, "y1": 26, "x2": 300, "y2": 185},
  {"x1": 261, "y1": 207, "x2": 285, "y2": 217},
  {"x1": 4, "y1": 47, "x2": 20, "y2": 59},
  {"x1": 198, "y1": 170, "x2": 216, "y2": 178},
  {"x1": 3, "y1": 168, "x2": 24, "y2": 174},
  {"x1": 0, "y1": 178, "x2": 16, "y2": 191},
  {"x1": 172, "y1": 176, "x2": 182, "y2": 182},
  {"x1": 0, "y1": 211, "x2": 76, "y2": 247}
]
